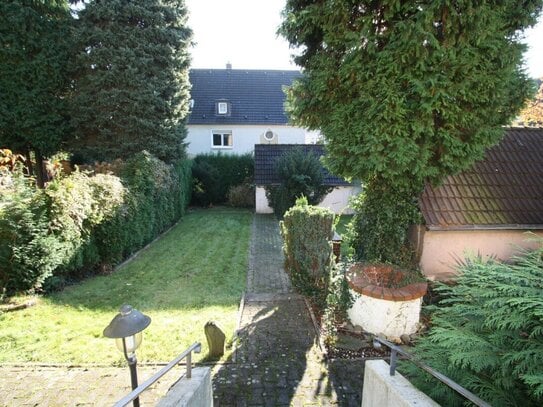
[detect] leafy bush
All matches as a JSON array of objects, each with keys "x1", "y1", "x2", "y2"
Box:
[
  {"x1": 280, "y1": 197, "x2": 335, "y2": 306},
  {"x1": 191, "y1": 153, "x2": 253, "y2": 206},
  {"x1": 0, "y1": 152, "x2": 192, "y2": 295},
  {"x1": 95, "y1": 152, "x2": 191, "y2": 266},
  {"x1": 349, "y1": 177, "x2": 421, "y2": 267},
  {"x1": 266, "y1": 148, "x2": 332, "y2": 217},
  {"x1": 401, "y1": 246, "x2": 543, "y2": 406},
  {"x1": 227, "y1": 177, "x2": 255, "y2": 208},
  {"x1": 0, "y1": 170, "x2": 60, "y2": 293},
  {"x1": 322, "y1": 262, "x2": 354, "y2": 343}
]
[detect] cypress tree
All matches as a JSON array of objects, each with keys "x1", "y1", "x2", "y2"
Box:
[
  {"x1": 70, "y1": 0, "x2": 192, "y2": 163},
  {"x1": 0, "y1": 0, "x2": 73, "y2": 187},
  {"x1": 280, "y1": 0, "x2": 542, "y2": 263}
]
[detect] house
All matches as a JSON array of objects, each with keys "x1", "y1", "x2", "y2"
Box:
[
  {"x1": 412, "y1": 127, "x2": 543, "y2": 280},
  {"x1": 254, "y1": 144, "x2": 360, "y2": 214},
  {"x1": 186, "y1": 67, "x2": 321, "y2": 156}
]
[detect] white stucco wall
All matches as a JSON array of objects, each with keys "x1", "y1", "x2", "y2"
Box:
[
  {"x1": 419, "y1": 229, "x2": 543, "y2": 280},
  {"x1": 347, "y1": 292, "x2": 422, "y2": 341},
  {"x1": 362, "y1": 360, "x2": 440, "y2": 407},
  {"x1": 186, "y1": 124, "x2": 311, "y2": 156},
  {"x1": 255, "y1": 185, "x2": 360, "y2": 215}
]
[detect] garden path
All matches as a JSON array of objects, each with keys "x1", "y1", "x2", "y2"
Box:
[{"x1": 211, "y1": 214, "x2": 364, "y2": 406}]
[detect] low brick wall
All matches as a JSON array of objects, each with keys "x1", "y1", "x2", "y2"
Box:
[{"x1": 362, "y1": 360, "x2": 440, "y2": 407}]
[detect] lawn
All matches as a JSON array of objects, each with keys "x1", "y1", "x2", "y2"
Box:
[
  {"x1": 335, "y1": 214, "x2": 353, "y2": 257},
  {"x1": 0, "y1": 208, "x2": 252, "y2": 365}
]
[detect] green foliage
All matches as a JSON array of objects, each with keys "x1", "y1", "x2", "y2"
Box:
[
  {"x1": 227, "y1": 178, "x2": 255, "y2": 208},
  {"x1": 266, "y1": 148, "x2": 332, "y2": 217},
  {"x1": 0, "y1": 170, "x2": 60, "y2": 293},
  {"x1": 280, "y1": 199, "x2": 335, "y2": 306},
  {"x1": 191, "y1": 153, "x2": 254, "y2": 206},
  {"x1": 401, "y1": 245, "x2": 543, "y2": 406},
  {"x1": 96, "y1": 152, "x2": 191, "y2": 265},
  {"x1": 0, "y1": 0, "x2": 73, "y2": 181},
  {"x1": 349, "y1": 177, "x2": 421, "y2": 266},
  {"x1": 280, "y1": 0, "x2": 541, "y2": 260},
  {"x1": 69, "y1": 0, "x2": 192, "y2": 163},
  {"x1": 0, "y1": 152, "x2": 191, "y2": 295},
  {"x1": 322, "y1": 263, "x2": 354, "y2": 342}
]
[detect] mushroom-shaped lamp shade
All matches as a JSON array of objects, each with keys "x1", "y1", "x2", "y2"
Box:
[{"x1": 103, "y1": 305, "x2": 151, "y2": 358}]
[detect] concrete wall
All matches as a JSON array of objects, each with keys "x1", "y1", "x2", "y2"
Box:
[
  {"x1": 156, "y1": 367, "x2": 213, "y2": 407},
  {"x1": 186, "y1": 124, "x2": 311, "y2": 156},
  {"x1": 347, "y1": 292, "x2": 422, "y2": 342},
  {"x1": 417, "y1": 229, "x2": 543, "y2": 280},
  {"x1": 255, "y1": 185, "x2": 360, "y2": 215},
  {"x1": 362, "y1": 360, "x2": 440, "y2": 407}
]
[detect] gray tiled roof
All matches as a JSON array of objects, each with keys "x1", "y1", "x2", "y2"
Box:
[
  {"x1": 254, "y1": 144, "x2": 351, "y2": 186},
  {"x1": 420, "y1": 127, "x2": 543, "y2": 230},
  {"x1": 188, "y1": 69, "x2": 301, "y2": 125}
]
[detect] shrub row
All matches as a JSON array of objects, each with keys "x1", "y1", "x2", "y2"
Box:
[
  {"x1": 0, "y1": 152, "x2": 191, "y2": 295},
  {"x1": 191, "y1": 153, "x2": 253, "y2": 206}
]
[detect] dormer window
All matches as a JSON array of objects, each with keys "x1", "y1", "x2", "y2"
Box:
[{"x1": 216, "y1": 101, "x2": 230, "y2": 115}]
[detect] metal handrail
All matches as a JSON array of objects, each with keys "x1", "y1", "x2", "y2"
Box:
[
  {"x1": 373, "y1": 337, "x2": 492, "y2": 407},
  {"x1": 114, "y1": 342, "x2": 202, "y2": 407}
]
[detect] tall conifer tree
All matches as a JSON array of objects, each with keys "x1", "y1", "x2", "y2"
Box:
[
  {"x1": 280, "y1": 1, "x2": 542, "y2": 263},
  {"x1": 0, "y1": 0, "x2": 73, "y2": 187},
  {"x1": 70, "y1": 0, "x2": 192, "y2": 163}
]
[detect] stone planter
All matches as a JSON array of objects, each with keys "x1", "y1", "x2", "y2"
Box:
[{"x1": 346, "y1": 264, "x2": 427, "y2": 342}]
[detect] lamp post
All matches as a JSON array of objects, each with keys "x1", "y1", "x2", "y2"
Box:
[{"x1": 104, "y1": 304, "x2": 151, "y2": 407}]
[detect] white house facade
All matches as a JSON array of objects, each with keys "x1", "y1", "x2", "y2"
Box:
[{"x1": 186, "y1": 68, "x2": 319, "y2": 156}]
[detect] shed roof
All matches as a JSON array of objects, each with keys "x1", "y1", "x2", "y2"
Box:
[
  {"x1": 254, "y1": 144, "x2": 351, "y2": 186},
  {"x1": 188, "y1": 69, "x2": 301, "y2": 125},
  {"x1": 420, "y1": 127, "x2": 543, "y2": 230}
]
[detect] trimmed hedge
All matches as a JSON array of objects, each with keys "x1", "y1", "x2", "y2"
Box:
[
  {"x1": 0, "y1": 152, "x2": 192, "y2": 295},
  {"x1": 191, "y1": 153, "x2": 253, "y2": 206},
  {"x1": 280, "y1": 197, "x2": 335, "y2": 305}
]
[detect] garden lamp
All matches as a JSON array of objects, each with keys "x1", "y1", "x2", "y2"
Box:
[{"x1": 104, "y1": 304, "x2": 151, "y2": 407}]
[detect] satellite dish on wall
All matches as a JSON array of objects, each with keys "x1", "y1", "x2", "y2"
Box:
[{"x1": 260, "y1": 129, "x2": 278, "y2": 144}]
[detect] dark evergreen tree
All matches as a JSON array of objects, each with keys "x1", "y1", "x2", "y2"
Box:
[
  {"x1": 0, "y1": 0, "x2": 73, "y2": 187},
  {"x1": 69, "y1": 0, "x2": 192, "y2": 163},
  {"x1": 280, "y1": 1, "x2": 542, "y2": 263}
]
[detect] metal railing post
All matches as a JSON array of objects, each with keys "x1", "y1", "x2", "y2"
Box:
[
  {"x1": 389, "y1": 348, "x2": 397, "y2": 376},
  {"x1": 186, "y1": 351, "x2": 192, "y2": 379}
]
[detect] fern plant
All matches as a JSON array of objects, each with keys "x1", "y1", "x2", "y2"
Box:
[{"x1": 401, "y1": 243, "x2": 543, "y2": 406}]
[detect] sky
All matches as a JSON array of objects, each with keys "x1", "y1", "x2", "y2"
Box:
[{"x1": 186, "y1": 0, "x2": 543, "y2": 78}]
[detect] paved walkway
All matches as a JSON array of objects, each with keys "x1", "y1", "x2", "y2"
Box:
[
  {"x1": 211, "y1": 215, "x2": 364, "y2": 406},
  {"x1": 0, "y1": 365, "x2": 178, "y2": 406}
]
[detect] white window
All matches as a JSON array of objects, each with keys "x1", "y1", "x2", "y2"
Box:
[
  {"x1": 212, "y1": 131, "x2": 233, "y2": 148},
  {"x1": 217, "y1": 102, "x2": 228, "y2": 115}
]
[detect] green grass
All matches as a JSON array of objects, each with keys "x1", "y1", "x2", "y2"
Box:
[
  {"x1": 0, "y1": 208, "x2": 252, "y2": 365},
  {"x1": 335, "y1": 215, "x2": 353, "y2": 257}
]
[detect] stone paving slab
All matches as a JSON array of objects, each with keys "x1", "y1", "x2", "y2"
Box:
[{"x1": 0, "y1": 365, "x2": 184, "y2": 406}]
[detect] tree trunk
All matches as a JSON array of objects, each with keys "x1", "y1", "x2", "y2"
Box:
[
  {"x1": 34, "y1": 149, "x2": 46, "y2": 189},
  {"x1": 24, "y1": 146, "x2": 33, "y2": 177}
]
